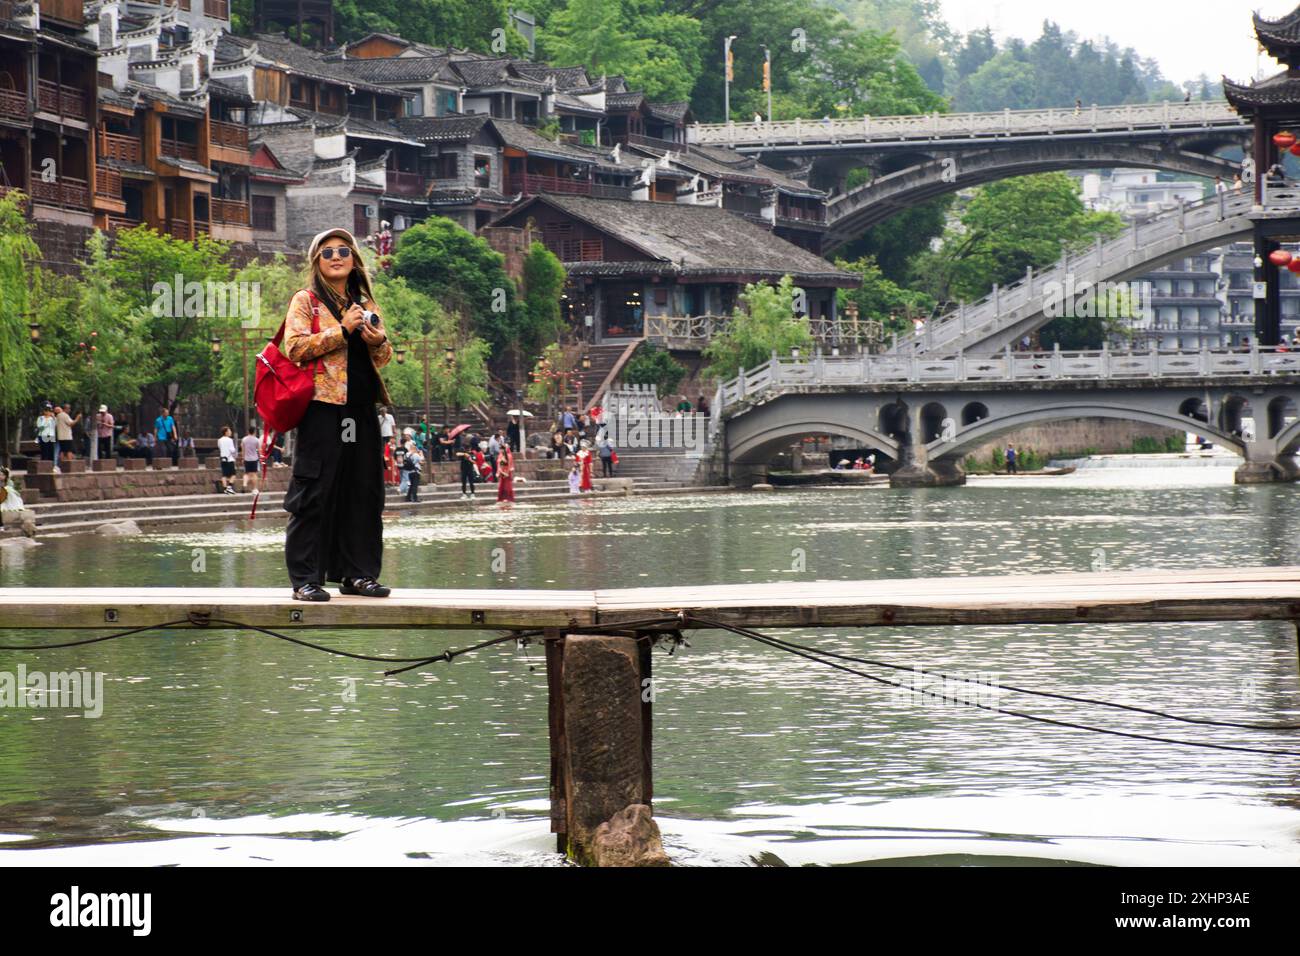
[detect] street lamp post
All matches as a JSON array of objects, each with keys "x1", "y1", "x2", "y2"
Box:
[
  {"x1": 398, "y1": 335, "x2": 448, "y2": 442},
  {"x1": 724, "y1": 35, "x2": 737, "y2": 123},
  {"x1": 210, "y1": 325, "x2": 272, "y2": 432}
]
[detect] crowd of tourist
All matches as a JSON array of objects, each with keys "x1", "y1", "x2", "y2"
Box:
[{"x1": 16, "y1": 399, "x2": 626, "y2": 505}]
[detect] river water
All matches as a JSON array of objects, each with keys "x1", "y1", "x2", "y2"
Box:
[{"x1": 2, "y1": 467, "x2": 1299, "y2": 866}]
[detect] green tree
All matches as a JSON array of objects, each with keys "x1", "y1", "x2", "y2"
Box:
[
  {"x1": 540, "y1": 0, "x2": 703, "y2": 102},
  {"x1": 623, "y1": 341, "x2": 687, "y2": 394},
  {"x1": 702, "y1": 275, "x2": 813, "y2": 378},
  {"x1": 835, "y1": 255, "x2": 934, "y2": 341},
  {"x1": 211, "y1": 255, "x2": 303, "y2": 412},
  {"x1": 0, "y1": 192, "x2": 40, "y2": 454},
  {"x1": 520, "y1": 241, "x2": 566, "y2": 356},
  {"x1": 923, "y1": 173, "x2": 1124, "y2": 303},
  {"x1": 391, "y1": 216, "x2": 520, "y2": 356},
  {"x1": 834, "y1": 191, "x2": 952, "y2": 283},
  {"x1": 104, "y1": 225, "x2": 231, "y2": 412},
  {"x1": 70, "y1": 232, "x2": 160, "y2": 428}
]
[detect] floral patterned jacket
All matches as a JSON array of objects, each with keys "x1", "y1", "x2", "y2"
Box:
[{"x1": 281, "y1": 289, "x2": 393, "y2": 407}]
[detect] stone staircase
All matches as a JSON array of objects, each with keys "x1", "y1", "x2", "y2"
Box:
[
  {"x1": 24, "y1": 476, "x2": 691, "y2": 536},
  {"x1": 565, "y1": 341, "x2": 640, "y2": 411}
]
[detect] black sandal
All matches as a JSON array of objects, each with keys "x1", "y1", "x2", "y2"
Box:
[
  {"x1": 339, "y1": 577, "x2": 391, "y2": 598},
  {"x1": 293, "y1": 583, "x2": 331, "y2": 602}
]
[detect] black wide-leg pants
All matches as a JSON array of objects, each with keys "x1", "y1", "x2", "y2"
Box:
[{"x1": 283, "y1": 400, "x2": 385, "y2": 588}]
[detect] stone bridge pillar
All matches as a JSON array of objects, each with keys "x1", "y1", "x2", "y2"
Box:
[
  {"x1": 889, "y1": 406, "x2": 966, "y2": 488},
  {"x1": 1235, "y1": 435, "x2": 1300, "y2": 483}
]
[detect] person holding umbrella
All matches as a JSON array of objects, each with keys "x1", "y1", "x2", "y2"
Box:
[
  {"x1": 505, "y1": 408, "x2": 532, "y2": 458},
  {"x1": 450, "y1": 423, "x2": 476, "y2": 498}
]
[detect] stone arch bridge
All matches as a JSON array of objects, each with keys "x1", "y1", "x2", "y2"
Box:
[
  {"x1": 690, "y1": 100, "x2": 1248, "y2": 240},
  {"x1": 716, "y1": 349, "x2": 1300, "y2": 487}
]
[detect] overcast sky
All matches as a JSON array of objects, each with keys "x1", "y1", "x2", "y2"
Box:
[{"x1": 940, "y1": 0, "x2": 1270, "y2": 86}]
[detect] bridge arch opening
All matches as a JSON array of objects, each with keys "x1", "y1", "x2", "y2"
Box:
[
  {"x1": 962, "y1": 401, "x2": 990, "y2": 426},
  {"x1": 1268, "y1": 396, "x2": 1298, "y2": 439},
  {"x1": 879, "y1": 401, "x2": 909, "y2": 439},
  {"x1": 1179, "y1": 397, "x2": 1209, "y2": 423},
  {"x1": 1219, "y1": 395, "x2": 1255, "y2": 440},
  {"x1": 929, "y1": 403, "x2": 1246, "y2": 463},
  {"x1": 920, "y1": 402, "x2": 949, "y2": 443}
]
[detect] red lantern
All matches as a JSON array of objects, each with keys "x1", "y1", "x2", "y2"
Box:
[
  {"x1": 1290, "y1": 143, "x2": 1300, "y2": 156},
  {"x1": 1288, "y1": 259, "x2": 1300, "y2": 274},
  {"x1": 1269, "y1": 249, "x2": 1293, "y2": 267},
  {"x1": 1274, "y1": 131, "x2": 1297, "y2": 148}
]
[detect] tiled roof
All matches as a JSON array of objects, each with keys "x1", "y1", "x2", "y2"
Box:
[
  {"x1": 215, "y1": 33, "x2": 254, "y2": 64},
  {"x1": 252, "y1": 33, "x2": 404, "y2": 97},
  {"x1": 493, "y1": 118, "x2": 614, "y2": 166},
  {"x1": 426, "y1": 187, "x2": 514, "y2": 205},
  {"x1": 1223, "y1": 71, "x2": 1300, "y2": 110},
  {"x1": 158, "y1": 155, "x2": 214, "y2": 177},
  {"x1": 497, "y1": 194, "x2": 858, "y2": 285},
  {"x1": 285, "y1": 107, "x2": 423, "y2": 146},
  {"x1": 209, "y1": 77, "x2": 254, "y2": 105},
  {"x1": 129, "y1": 82, "x2": 206, "y2": 118},
  {"x1": 646, "y1": 101, "x2": 690, "y2": 123},
  {"x1": 511, "y1": 62, "x2": 591, "y2": 90},
  {"x1": 393, "y1": 113, "x2": 495, "y2": 141},
  {"x1": 450, "y1": 58, "x2": 547, "y2": 92},
  {"x1": 606, "y1": 91, "x2": 645, "y2": 111},
  {"x1": 553, "y1": 93, "x2": 604, "y2": 115},
  {"x1": 339, "y1": 55, "x2": 454, "y2": 84}
]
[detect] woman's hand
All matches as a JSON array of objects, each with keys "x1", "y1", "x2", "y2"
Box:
[
  {"x1": 342, "y1": 304, "x2": 366, "y2": 334},
  {"x1": 359, "y1": 312, "x2": 386, "y2": 346}
]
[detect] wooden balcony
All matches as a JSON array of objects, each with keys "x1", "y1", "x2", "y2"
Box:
[
  {"x1": 106, "y1": 216, "x2": 141, "y2": 233},
  {"x1": 211, "y1": 198, "x2": 249, "y2": 225},
  {"x1": 98, "y1": 130, "x2": 142, "y2": 164},
  {"x1": 36, "y1": 79, "x2": 88, "y2": 121},
  {"x1": 202, "y1": 0, "x2": 229, "y2": 18},
  {"x1": 0, "y1": 87, "x2": 28, "y2": 121},
  {"x1": 166, "y1": 219, "x2": 203, "y2": 241},
  {"x1": 208, "y1": 119, "x2": 248, "y2": 151},
  {"x1": 29, "y1": 172, "x2": 89, "y2": 209},
  {"x1": 546, "y1": 238, "x2": 604, "y2": 262},
  {"x1": 94, "y1": 165, "x2": 122, "y2": 201},
  {"x1": 161, "y1": 138, "x2": 200, "y2": 163},
  {"x1": 513, "y1": 173, "x2": 593, "y2": 196},
  {"x1": 385, "y1": 169, "x2": 425, "y2": 197},
  {"x1": 40, "y1": 0, "x2": 83, "y2": 24},
  {"x1": 777, "y1": 204, "x2": 826, "y2": 223}
]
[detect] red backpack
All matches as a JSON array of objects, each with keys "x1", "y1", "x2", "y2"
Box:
[{"x1": 249, "y1": 290, "x2": 324, "y2": 519}]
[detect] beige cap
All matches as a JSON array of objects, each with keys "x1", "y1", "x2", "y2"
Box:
[{"x1": 307, "y1": 227, "x2": 357, "y2": 261}]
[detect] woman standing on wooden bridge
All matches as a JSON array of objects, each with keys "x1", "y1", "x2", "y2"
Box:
[{"x1": 281, "y1": 228, "x2": 394, "y2": 602}]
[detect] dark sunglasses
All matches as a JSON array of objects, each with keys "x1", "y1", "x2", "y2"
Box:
[{"x1": 319, "y1": 246, "x2": 352, "y2": 260}]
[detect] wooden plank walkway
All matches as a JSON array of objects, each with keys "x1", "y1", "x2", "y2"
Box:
[{"x1": 1, "y1": 567, "x2": 1299, "y2": 631}]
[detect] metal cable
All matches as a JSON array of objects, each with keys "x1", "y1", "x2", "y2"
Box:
[{"x1": 686, "y1": 615, "x2": 1300, "y2": 759}]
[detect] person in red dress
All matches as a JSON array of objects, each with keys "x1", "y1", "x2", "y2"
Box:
[
  {"x1": 383, "y1": 438, "x2": 399, "y2": 485},
  {"x1": 577, "y1": 440, "x2": 594, "y2": 492},
  {"x1": 475, "y1": 442, "x2": 493, "y2": 482},
  {"x1": 496, "y1": 445, "x2": 515, "y2": 502}
]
